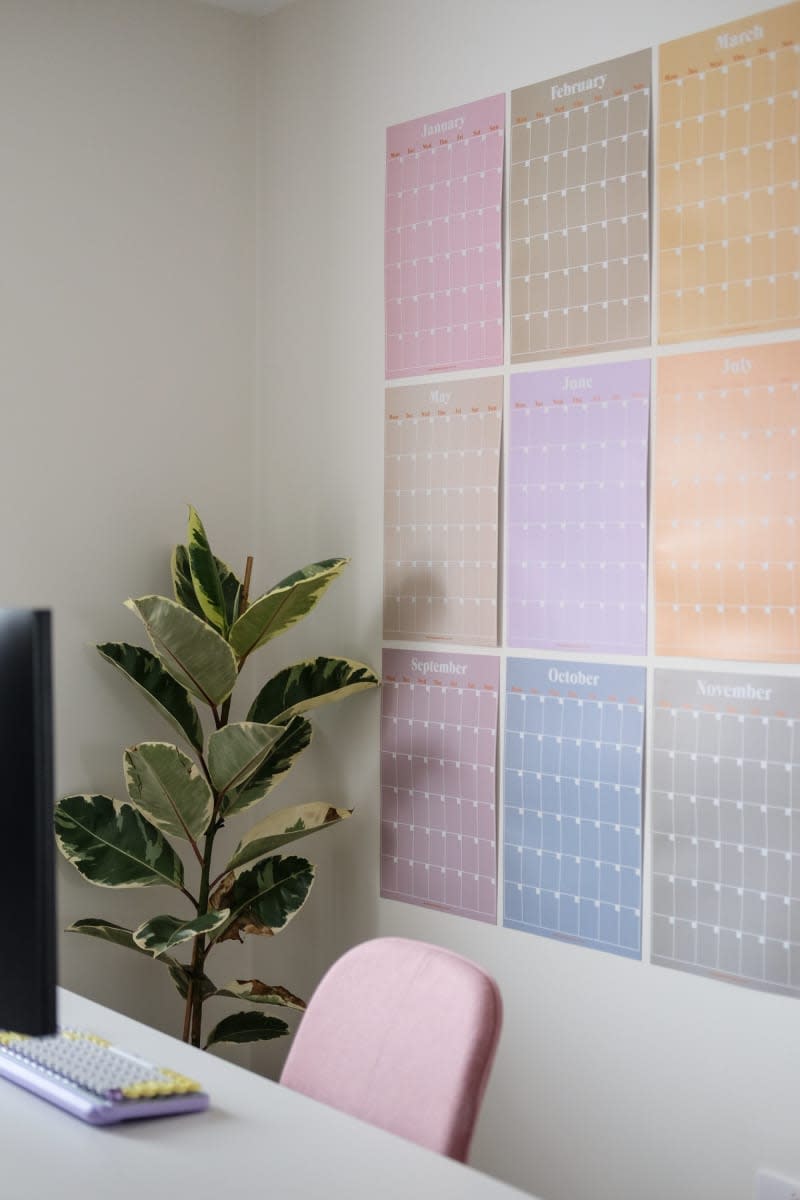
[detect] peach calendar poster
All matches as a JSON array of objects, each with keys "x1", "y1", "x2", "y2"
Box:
[
  {"x1": 654, "y1": 341, "x2": 800, "y2": 661},
  {"x1": 658, "y1": 2, "x2": 800, "y2": 343}
]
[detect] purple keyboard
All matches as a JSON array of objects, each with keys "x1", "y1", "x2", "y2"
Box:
[{"x1": 0, "y1": 1028, "x2": 209, "y2": 1125}]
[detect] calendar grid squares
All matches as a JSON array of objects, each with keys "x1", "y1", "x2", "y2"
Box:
[
  {"x1": 384, "y1": 377, "x2": 502, "y2": 645},
  {"x1": 510, "y1": 49, "x2": 652, "y2": 362},
  {"x1": 658, "y1": 3, "x2": 800, "y2": 342},
  {"x1": 380, "y1": 649, "x2": 499, "y2": 923},
  {"x1": 385, "y1": 94, "x2": 505, "y2": 379},
  {"x1": 507, "y1": 360, "x2": 650, "y2": 654},
  {"x1": 651, "y1": 668, "x2": 800, "y2": 997},
  {"x1": 503, "y1": 657, "x2": 646, "y2": 959},
  {"x1": 654, "y1": 342, "x2": 800, "y2": 662}
]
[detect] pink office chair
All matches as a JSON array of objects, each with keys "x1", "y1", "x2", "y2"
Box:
[{"x1": 280, "y1": 936, "x2": 502, "y2": 1162}]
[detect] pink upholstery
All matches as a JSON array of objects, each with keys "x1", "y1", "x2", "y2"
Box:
[{"x1": 279, "y1": 937, "x2": 502, "y2": 1162}]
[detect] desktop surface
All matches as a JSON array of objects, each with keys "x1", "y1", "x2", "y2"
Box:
[{"x1": 3, "y1": 989, "x2": 534, "y2": 1200}]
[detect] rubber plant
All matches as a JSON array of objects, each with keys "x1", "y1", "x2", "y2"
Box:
[{"x1": 54, "y1": 508, "x2": 378, "y2": 1051}]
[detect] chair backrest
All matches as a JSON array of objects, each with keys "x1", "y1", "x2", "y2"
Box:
[{"x1": 280, "y1": 936, "x2": 502, "y2": 1162}]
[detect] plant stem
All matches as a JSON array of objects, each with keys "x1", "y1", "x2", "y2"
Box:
[
  {"x1": 182, "y1": 817, "x2": 221, "y2": 1047},
  {"x1": 241, "y1": 556, "x2": 253, "y2": 613}
]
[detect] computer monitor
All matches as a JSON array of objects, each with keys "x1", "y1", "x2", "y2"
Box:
[{"x1": 0, "y1": 609, "x2": 57, "y2": 1035}]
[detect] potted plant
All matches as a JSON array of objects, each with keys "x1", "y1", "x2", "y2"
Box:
[{"x1": 55, "y1": 508, "x2": 378, "y2": 1051}]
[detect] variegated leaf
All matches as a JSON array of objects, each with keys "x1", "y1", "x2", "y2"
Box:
[
  {"x1": 215, "y1": 980, "x2": 305, "y2": 1011},
  {"x1": 55, "y1": 794, "x2": 185, "y2": 890},
  {"x1": 222, "y1": 715, "x2": 311, "y2": 817},
  {"x1": 173, "y1": 543, "x2": 242, "y2": 630},
  {"x1": 186, "y1": 507, "x2": 228, "y2": 635},
  {"x1": 170, "y1": 544, "x2": 206, "y2": 620},
  {"x1": 66, "y1": 918, "x2": 157, "y2": 959},
  {"x1": 132, "y1": 910, "x2": 230, "y2": 957},
  {"x1": 247, "y1": 657, "x2": 379, "y2": 725},
  {"x1": 228, "y1": 558, "x2": 348, "y2": 659},
  {"x1": 209, "y1": 855, "x2": 314, "y2": 943},
  {"x1": 96, "y1": 642, "x2": 204, "y2": 754},
  {"x1": 204, "y1": 1011, "x2": 288, "y2": 1050},
  {"x1": 124, "y1": 742, "x2": 213, "y2": 843},
  {"x1": 225, "y1": 803, "x2": 351, "y2": 874},
  {"x1": 67, "y1": 918, "x2": 187, "y2": 978},
  {"x1": 166, "y1": 961, "x2": 217, "y2": 1002},
  {"x1": 207, "y1": 722, "x2": 284, "y2": 801},
  {"x1": 126, "y1": 595, "x2": 236, "y2": 708}
]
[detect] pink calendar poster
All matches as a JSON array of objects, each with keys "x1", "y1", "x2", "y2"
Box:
[
  {"x1": 385, "y1": 94, "x2": 505, "y2": 379},
  {"x1": 384, "y1": 376, "x2": 502, "y2": 646},
  {"x1": 380, "y1": 648, "x2": 499, "y2": 923}
]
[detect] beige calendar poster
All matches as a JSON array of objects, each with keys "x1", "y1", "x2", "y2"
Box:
[
  {"x1": 383, "y1": 376, "x2": 502, "y2": 646},
  {"x1": 658, "y1": 2, "x2": 800, "y2": 343},
  {"x1": 510, "y1": 50, "x2": 652, "y2": 362}
]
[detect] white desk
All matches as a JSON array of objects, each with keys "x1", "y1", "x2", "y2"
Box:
[{"x1": 2, "y1": 989, "x2": 534, "y2": 1199}]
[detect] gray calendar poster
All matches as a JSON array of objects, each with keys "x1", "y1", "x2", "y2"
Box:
[
  {"x1": 510, "y1": 49, "x2": 652, "y2": 362},
  {"x1": 651, "y1": 668, "x2": 800, "y2": 998}
]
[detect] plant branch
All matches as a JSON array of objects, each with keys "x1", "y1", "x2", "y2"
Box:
[{"x1": 182, "y1": 818, "x2": 222, "y2": 1047}]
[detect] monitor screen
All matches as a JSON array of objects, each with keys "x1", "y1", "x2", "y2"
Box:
[{"x1": 0, "y1": 609, "x2": 57, "y2": 1035}]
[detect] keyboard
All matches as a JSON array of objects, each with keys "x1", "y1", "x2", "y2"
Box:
[{"x1": 0, "y1": 1028, "x2": 209, "y2": 1125}]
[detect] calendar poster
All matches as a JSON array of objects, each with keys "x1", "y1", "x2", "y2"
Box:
[
  {"x1": 384, "y1": 377, "x2": 502, "y2": 646},
  {"x1": 504, "y1": 657, "x2": 645, "y2": 959},
  {"x1": 510, "y1": 50, "x2": 652, "y2": 362},
  {"x1": 654, "y1": 342, "x2": 800, "y2": 661},
  {"x1": 659, "y1": 3, "x2": 800, "y2": 344},
  {"x1": 652, "y1": 668, "x2": 800, "y2": 998},
  {"x1": 507, "y1": 359, "x2": 650, "y2": 654},
  {"x1": 380, "y1": 649, "x2": 499, "y2": 923},
  {"x1": 385, "y1": 94, "x2": 505, "y2": 379}
]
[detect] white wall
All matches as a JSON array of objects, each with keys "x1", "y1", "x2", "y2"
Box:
[
  {"x1": 0, "y1": 0, "x2": 260, "y2": 1033},
  {"x1": 255, "y1": 2, "x2": 800, "y2": 1200},
  {"x1": 5, "y1": 0, "x2": 799, "y2": 1196}
]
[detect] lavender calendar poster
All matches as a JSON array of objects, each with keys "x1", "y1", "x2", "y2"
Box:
[{"x1": 507, "y1": 358, "x2": 650, "y2": 653}]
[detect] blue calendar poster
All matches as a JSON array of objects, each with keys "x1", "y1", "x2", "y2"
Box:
[{"x1": 503, "y1": 657, "x2": 646, "y2": 958}]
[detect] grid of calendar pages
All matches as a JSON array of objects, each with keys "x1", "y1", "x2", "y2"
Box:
[{"x1": 382, "y1": 0, "x2": 800, "y2": 997}]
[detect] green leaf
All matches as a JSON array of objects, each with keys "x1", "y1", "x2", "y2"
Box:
[
  {"x1": 124, "y1": 742, "x2": 213, "y2": 843},
  {"x1": 126, "y1": 595, "x2": 236, "y2": 708},
  {"x1": 209, "y1": 855, "x2": 314, "y2": 943},
  {"x1": 55, "y1": 794, "x2": 185, "y2": 890},
  {"x1": 207, "y1": 722, "x2": 284, "y2": 801},
  {"x1": 96, "y1": 642, "x2": 204, "y2": 755},
  {"x1": 204, "y1": 1011, "x2": 289, "y2": 1050},
  {"x1": 225, "y1": 803, "x2": 351, "y2": 873},
  {"x1": 228, "y1": 558, "x2": 348, "y2": 659},
  {"x1": 215, "y1": 980, "x2": 305, "y2": 1011},
  {"x1": 248, "y1": 657, "x2": 379, "y2": 725},
  {"x1": 222, "y1": 716, "x2": 311, "y2": 817},
  {"x1": 186, "y1": 507, "x2": 228, "y2": 635},
  {"x1": 166, "y1": 961, "x2": 217, "y2": 1002},
  {"x1": 132, "y1": 910, "x2": 230, "y2": 957}
]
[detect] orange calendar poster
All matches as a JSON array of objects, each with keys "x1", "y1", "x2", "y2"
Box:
[
  {"x1": 658, "y1": 2, "x2": 800, "y2": 343},
  {"x1": 654, "y1": 341, "x2": 800, "y2": 661}
]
